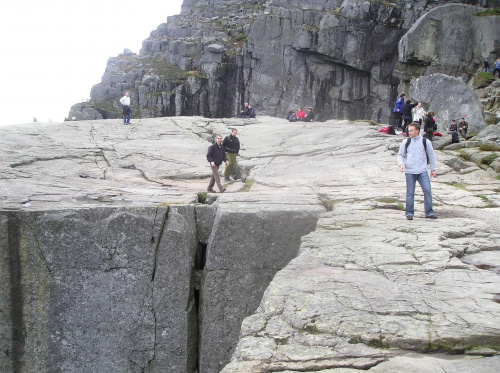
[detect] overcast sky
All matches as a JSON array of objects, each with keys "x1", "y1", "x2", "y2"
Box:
[{"x1": 0, "y1": 0, "x2": 184, "y2": 126}]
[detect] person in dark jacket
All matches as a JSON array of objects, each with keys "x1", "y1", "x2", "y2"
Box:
[
  {"x1": 402, "y1": 100, "x2": 419, "y2": 135},
  {"x1": 247, "y1": 105, "x2": 256, "y2": 118},
  {"x1": 222, "y1": 128, "x2": 240, "y2": 181},
  {"x1": 304, "y1": 107, "x2": 315, "y2": 122},
  {"x1": 447, "y1": 120, "x2": 460, "y2": 144},
  {"x1": 393, "y1": 93, "x2": 406, "y2": 129},
  {"x1": 423, "y1": 112, "x2": 435, "y2": 141},
  {"x1": 240, "y1": 103, "x2": 249, "y2": 118},
  {"x1": 206, "y1": 134, "x2": 228, "y2": 193},
  {"x1": 483, "y1": 59, "x2": 490, "y2": 73},
  {"x1": 458, "y1": 117, "x2": 468, "y2": 139}
]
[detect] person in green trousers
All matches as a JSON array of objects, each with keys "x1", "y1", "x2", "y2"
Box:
[{"x1": 223, "y1": 128, "x2": 240, "y2": 181}]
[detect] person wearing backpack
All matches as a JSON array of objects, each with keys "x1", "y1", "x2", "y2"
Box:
[{"x1": 397, "y1": 123, "x2": 437, "y2": 220}]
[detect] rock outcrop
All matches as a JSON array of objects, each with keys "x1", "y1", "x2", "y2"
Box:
[
  {"x1": 395, "y1": 4, "x2": 500, "y2": 131},
  {"x1": 1, "y1": 116, "x2": 500, "y2": 372},
  {"x1": 70, "y1": 1, "x2": 499, "y2": 128}
]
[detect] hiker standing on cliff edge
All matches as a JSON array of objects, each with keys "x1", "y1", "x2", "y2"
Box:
[
  {"x1": 206, "y1": 134, "x2": 228, "y2": 193},
  {"x1": 397, "y1": 123, "x2": 437, "y2": 220},
  {"x1": 223, "y1": 128, "x2": 240, "y2": 181}
]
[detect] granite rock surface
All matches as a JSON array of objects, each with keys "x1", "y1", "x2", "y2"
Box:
[{"x1": 1, "y1": 116, "x2": 500, "y2": 372}]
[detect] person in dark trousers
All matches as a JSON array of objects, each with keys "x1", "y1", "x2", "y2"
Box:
[
  {"x1": 119, "y1": 91, "x2": 132, "y2": 124},
  {"x1": 402, "y1": 100, "x2": 419, "y2": 135},
  {"x1": 247, "y1": 105, "x2": 256, "y2": 118},
  {"x1": 448, "y1": 120, "x2": 460, "y2": 143},
  {"x1": 483, "y1": 59, "x2": 490, "y2": 73},
  {"x1": 222, "y1": 128, "x2": 240, "y2": 181},
  {"x1": 206, "y1": 134, "x2": 228, "y2": 193},
  {"x1": 423, "y1": 112, "x2": 435, "y2": 141},
  {"x1": 240, "y1": 103, "x2": 249, "y2": 118},
  {"x1": 393, "y1": 93, "x2": 406, "y2": 129},
  {"x1": 397, "y1": 123, "x2": 437, "y2": 220}
]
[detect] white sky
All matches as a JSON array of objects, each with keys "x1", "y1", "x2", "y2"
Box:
[{"x1": 0, "y1": 0, "x2": 184, "y2": 126}]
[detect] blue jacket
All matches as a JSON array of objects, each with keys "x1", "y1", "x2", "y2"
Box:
[{"x1": 393, "y1": 97, "x2": 404, "y2": 113}]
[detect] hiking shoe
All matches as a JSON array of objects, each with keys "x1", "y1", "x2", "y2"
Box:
[
  {"x1": 207, "y1": 188, "x2": 216, "y2": 193},
  {"x1": 220, "y1": 188, "x2": 226, "y2": 193},
  {"x1": 406, "y1": 215, "x2": 413, "y2": 220},
  {"x1": 224, "y1": 177, "x2": 231, "y2": 181},
  {"x1": 426, "y1": 215, "x2": 438, "y2": 219}
]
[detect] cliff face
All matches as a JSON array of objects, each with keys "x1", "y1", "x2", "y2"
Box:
[{"x1": 70, "y1": 0, "x2": 499, "y2": 124}]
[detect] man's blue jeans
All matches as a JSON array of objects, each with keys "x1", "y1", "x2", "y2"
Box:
[{"x1": 405, "y1": 172, "x2": 434, "y2": 217}]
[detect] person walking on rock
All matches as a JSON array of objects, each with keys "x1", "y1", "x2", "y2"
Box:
[
  {"x1": 120, "y1": 91, "x2": 131, "y2": 124},
  {"x1": 223, "y1": 128, "x2": 240, "y2": 181},
  {"x1": 393, "y1": 93, "x2": 405, "y2": 129},
  {"x1": 206, "y1": 134, "x2": 228, "y2": 193},
  {"x1": 397, "y1": 123, "x2": 437, "y2": 220}
]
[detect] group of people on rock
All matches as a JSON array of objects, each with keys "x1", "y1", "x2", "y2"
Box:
[
  {"x1": 240, "y1": 103, "x2": 256, "y2": 118},
  {"x1": 392, "y1": 93, "x2": 468, "y2": 143},
  {"x1": 287, "y1": 107, "x2": 315, "y2": 122},
  {"x1": 484, "y1": 57, "x2": 500, "y2": 77}
]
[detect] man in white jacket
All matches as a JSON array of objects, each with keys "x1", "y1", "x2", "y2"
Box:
[
  {"x1": 397, "y1": 123, "x2": 437, "y2": 220},
  {"x1": 119, "y1": 92, "x2": 131, "y2": 124}
]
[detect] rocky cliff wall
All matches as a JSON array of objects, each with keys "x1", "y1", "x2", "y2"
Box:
[
  {"x1": 70, "y1": 0, "x2": 499, "y2": 126},
  {"x1": 0, "y1": 202, "x2": 321, "y2": 373}
]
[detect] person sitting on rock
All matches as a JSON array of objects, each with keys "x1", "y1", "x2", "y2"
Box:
[
  {"x1": 458, "y1": 117, "x2": 468, "y2": 139},
  {"x1": 304, "y1": 107, "x2": 315, "y2": 122},
  {"x1": 247, "y1": 105, "x2": 256, "y2": 118},
  {"x1": 296, "y1": 107, "x2": 306, "y2": 121},
  {"x1": 447, "y1": 119, "x2": 460, "y2": 143},
  {"x1": 240, "y1": 102, "x2": 250, "y2": 118},
  {"x1": 288, "y1": 109, "x2": 297, "y2": 122}
]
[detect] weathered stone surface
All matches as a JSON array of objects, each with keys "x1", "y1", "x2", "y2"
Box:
[
  {"x1": 199, "y1": 195, "x2": 324, "y2": 373},
  {"x1": 2, "y1": 116, "x2": 500, "y2": 372},
  {"x1": 410, "y1": 74, "x2": 487, "y2": 133},
  {"x1": 476, "y1": 123, "x2": 500, "y2": 145}
]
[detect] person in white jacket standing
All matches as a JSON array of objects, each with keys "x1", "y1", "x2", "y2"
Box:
[
  {"x1": 412, "y1": 102, "x2": 426, "y2": 126},
  {"x1": 397, "y1": 123, "x2": 437, "y2": 220},
  {"x1": 119, "y1": 92, "x2": 131, "y2": 124}
]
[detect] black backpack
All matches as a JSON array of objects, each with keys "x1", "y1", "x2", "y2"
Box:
[{"x1": 404, "y1": 137, "x2": 429, "y2": 164}]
